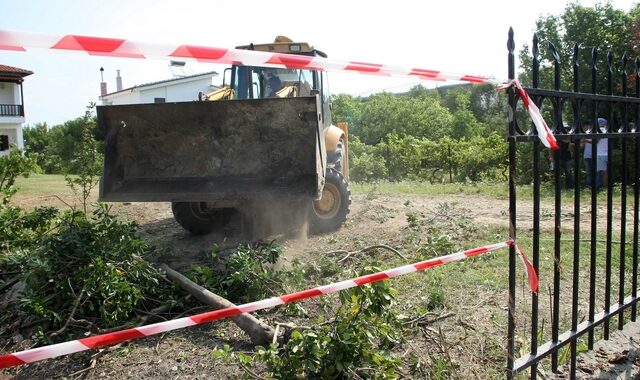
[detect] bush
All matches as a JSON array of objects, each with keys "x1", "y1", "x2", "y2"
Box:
[
  {"x1": 190, "y1": 241, "x2": 284, "y2": 304},
  {"x1": 348, "y1": 136, "x2": 388, "y2": 182},
  {"x1": 12, "y1": 205, "x2": 170, "y2": 329},
  {"x1": 0, "y1": 145, "x2": 39, "y2": 203},
  {"x1": 250, "y1": 269, "x2": 404, "y2": 378}
]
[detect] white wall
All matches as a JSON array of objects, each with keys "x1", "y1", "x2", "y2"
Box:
[
  {"x1": 0, "y1": 125, "x2": 21, "y2": 157},
  {"x1": 100, "y1": 90, "x2": 141, "y2": 106},
  {"x1": 101, "y1": 75, "x2": 215, "y2": 106},
  {"x1": 139, "y1": 77, "x2": 212, "y2": 103},
  {"x1": 0, "y1": 82, "x2": 19, "y2": 104},
  {"x1": 0, "y1": 82, "x2": 24, "y2": 153}
]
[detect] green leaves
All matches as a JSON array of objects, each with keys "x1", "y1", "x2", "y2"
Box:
[
  {"x1": 22, "y1": 103, "x2": 103, "y2": 175},
  {"x1": 6, "y1": 204, "x2": 170, "y2": 332},
  {"x1": 189, "y1": 241, "x2": 284, "y2": 304},
  {"x1": 519, "y1": 2, "x2": 635, "y2": 93},
  {"x1": 251, "y1": 269, "x2": 403, "y2": 379},
  {"x1": 63, "y1": 103, "x2": 102, "y2": 215},
  {"x1": 0, "y1": 145, "x2": 39, "y2": 204}
]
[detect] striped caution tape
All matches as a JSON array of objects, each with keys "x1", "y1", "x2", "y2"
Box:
[
  {"x1": 0, "y1": 29, "x2": 558, "y2": 149},
  {"x1": 499, "y1": 79, "x2": 559, "y2": 150},
  {"x1": 0, "y1": 240, "x2": 537, "y2": 369},
  {"x1": 0, "y1": 29, "x2": 489, "y2": 83}
]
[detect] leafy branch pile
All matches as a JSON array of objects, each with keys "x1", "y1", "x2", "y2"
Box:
[
  {"x1": 189, "y1": 241, "x2": 285, "y2": 304},
  {"x1": 0, "y1": 106, "x2": 173, "y2": 344}
]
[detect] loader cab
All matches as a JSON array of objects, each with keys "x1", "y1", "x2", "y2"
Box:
[{"x1": 230, "y1": 37, "x2": 331, "y2": 127}]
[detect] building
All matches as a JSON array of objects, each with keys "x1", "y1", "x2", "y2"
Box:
[
  {"x1": 100, "y1": 70, "x2": 219, "y2": 106},
  {"x1": 0, "y1": 64, "x2": 33, "y2": 156}
]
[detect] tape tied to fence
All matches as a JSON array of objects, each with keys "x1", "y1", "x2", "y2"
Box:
[
  {"x1": 0, "y1": 29, "x2": 557, "y2": 150},
  {"x1": 498, "y1": 79, "x2": 559, "y2": 150},
  {"x1": 0, "y1": 240, "x2": 537, "y2": 369}
]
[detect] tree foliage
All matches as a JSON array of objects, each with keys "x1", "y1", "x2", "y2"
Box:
[
  {"x1": 332, "y1": 83, "x2": 508, "y2": 183},
  {"x1": 518, "y1": 2, "x2": 636, "y2": 93},
  {"x1": 355, "y1": 89, "x2": 453, "y2": 144},
  {"x1": 23, "y1": 105, "x2": 103, "y2": 175}
]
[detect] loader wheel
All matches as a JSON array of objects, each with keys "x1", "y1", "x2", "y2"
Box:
[
  {"x1": 328, "y1": 137, "x2": 345, "y2": 174},
  {"x1": 309, "y1": 169, "x2": 351, "y2": 234},
  {"x1": 171, "y1": 202, "x2": 234, "y2": 235}
]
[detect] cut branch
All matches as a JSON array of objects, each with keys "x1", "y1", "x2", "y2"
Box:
[
  {"x1": 328, "y1": 244, "x2": 407, "y2": 263},
  {"x1": 161, "y1": 264, "x2": 275, "y2": 345}
]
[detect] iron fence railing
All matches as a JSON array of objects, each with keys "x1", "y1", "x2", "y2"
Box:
[{"x1": 507, "y1": 28, "x2": 640, "y2": 379}]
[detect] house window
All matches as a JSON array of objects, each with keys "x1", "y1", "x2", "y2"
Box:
[
  {"x1": 0, "y1": 135, "x2": 9, "y2": 151},
  {"x1": 154, "y1": 97, "x2": 166, "y2": 103}
]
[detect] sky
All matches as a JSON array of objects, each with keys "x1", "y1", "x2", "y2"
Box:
[{"x1": 0, "y1": 0, "x2": 638, "y2": 126}]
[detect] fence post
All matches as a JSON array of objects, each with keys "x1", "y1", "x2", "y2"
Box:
[{"x1": 506, "y1": 26, "x2": 517, "y2": 380}]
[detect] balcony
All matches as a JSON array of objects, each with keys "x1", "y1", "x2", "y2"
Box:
[{"x1": 0, "y1": 104, "x2": 24, "y2": 117}]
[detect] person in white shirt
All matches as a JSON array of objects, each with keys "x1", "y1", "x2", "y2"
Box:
[
  {"x1": 581, "y1": 120, "x2": 597, "y2": 189},
  {"x1": 596, "y1": 117, "x2": 609, "y2": 190}
]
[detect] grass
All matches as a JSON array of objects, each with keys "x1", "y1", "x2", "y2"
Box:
[
  {"x1": 352, "y1": 179, "x2": 638, "y2": 204},
  {"x1": 13, "y1": 174, "x2": 75, "y2": 196},
  {"x1": 352, "y1": 180, "x2": 509, "y2": 198}
]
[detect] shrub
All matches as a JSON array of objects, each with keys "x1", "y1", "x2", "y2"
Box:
[
  {"x1": 190, "y1": 241, "x2": 284, "y2": 304},
  {"x1": 0, "y1": 145, "x2": 39, "y2": 203},
  {"x1": 16, "y1": 205, "x2": 169, "y2": 329},
  {"x1": 252, "y1": 269, "x2": 404, "y2": 378}
]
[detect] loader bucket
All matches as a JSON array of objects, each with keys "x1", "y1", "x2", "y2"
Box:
[{"x1": 98, "y1": 96, "x2": 325, "y2": 202}]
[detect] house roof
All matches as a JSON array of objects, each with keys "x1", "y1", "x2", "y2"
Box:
[
  {"x1": 103, "y1": 70, "x2": 218, "y2": 97},
  {"x1": 0, "y1": 64, "x2": 33, "y2": 78},
  {"x1": 0, "y1": 64, "x2": 33, "y2": 82}
]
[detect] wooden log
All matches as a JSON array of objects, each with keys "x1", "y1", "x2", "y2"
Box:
[{"x1": 160, "y1": 264, "x2": 275, "y2": 345}]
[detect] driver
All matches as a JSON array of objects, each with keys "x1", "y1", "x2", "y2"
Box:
[{"x1": 264, "y1": 70, "x2": 282, "y2": 97}]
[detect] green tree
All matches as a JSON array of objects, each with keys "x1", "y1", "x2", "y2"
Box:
[
  {"x1": 469, "y1": 84, "x2": 508, "y2": 135},
  {"x1": 331, "y1": 94, "x2": 363, "y2": 135},
  {"x1": 359, "y1": 92, "x2": 453, "y2": 144},
  {"x1": 64, "y1": 103, "x2": 103, "y2": 214},
  {"x1": 0, "y1": 145, "x2": 39, "y2": 203},
  {"x1": 406, "y1": 84, "x2": 440, "y2": 100},
  {"x1": 348, "y1": 136, "x2": 388, "y2": 182},
  {"x1": 448, "y1": 90, "x2": 484, "y2": 139},
  {"x1": 518, "y1": 2, "x2": 633, "y2": 94}
]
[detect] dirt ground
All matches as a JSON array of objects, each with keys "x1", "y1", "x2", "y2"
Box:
[{"x1": 2, "y1": 190, "x2": 638, "y2": 379}]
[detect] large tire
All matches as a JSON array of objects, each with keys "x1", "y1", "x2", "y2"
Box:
[
  {"x1": 327, "y1": 137, "x2": 345, "y2": 174},
  {"x1": 309, "y1": 169, "x2": 351, "y2": 234},
  {"x1": 171, "y1": 202, "x2": 234, "y2": 235}
]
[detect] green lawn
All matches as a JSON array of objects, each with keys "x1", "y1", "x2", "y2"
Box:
[{"x1": 13, "y1": 174, "x2": 74, "y2": 195}]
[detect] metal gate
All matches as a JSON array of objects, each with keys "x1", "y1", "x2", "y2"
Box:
[{"x1": 506, "y1": 28, "x2": 640, "y2": 378}]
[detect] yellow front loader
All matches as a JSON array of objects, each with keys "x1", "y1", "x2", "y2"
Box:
[{"x1": 99, "y1": 37, "x2": 350, "y2": 236}]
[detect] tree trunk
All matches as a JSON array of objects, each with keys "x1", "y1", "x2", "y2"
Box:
[{"x1": 160, "y1": 264, "x2": 275, "y2": 345}]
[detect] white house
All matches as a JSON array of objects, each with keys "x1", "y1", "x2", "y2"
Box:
[
  {"x1": 0, "y1": 64, "x2": 32, "y2": 156},
  {"x1": 100, "y1": 70, "x2": 219, "y2": 106}
]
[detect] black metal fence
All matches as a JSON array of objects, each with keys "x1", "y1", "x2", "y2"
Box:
[{"x1": 506, "y1": 28, "x2": 640, "y2": 378}]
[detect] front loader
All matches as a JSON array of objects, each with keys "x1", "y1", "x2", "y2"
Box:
[{"x1": 98, "y1": 37, "x2": 351, "y2": 236}]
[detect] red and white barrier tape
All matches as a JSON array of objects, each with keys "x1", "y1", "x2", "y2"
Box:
[
  {"x1": 0, "y1": 240, "x2": 537, "y2": 369},
  {"x1": 499, "y1": 79, "x2": 559, "y2": 150},
  {"x1": 0, "y1": 29, "x2": 557, "y2": 150},
  {"x1": 0, "y1": 29, "x2": 491, "y2": 84}
]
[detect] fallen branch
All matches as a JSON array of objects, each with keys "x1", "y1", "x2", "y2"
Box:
[
  {"x1": 96, "y1": 304, "x2": 172, "y2": 334},
  {"x1": 328, "y1": 244, "x2": 407, "y2": 263},
  {"x1": 161, "y1": 264, "x2": 275, "y2": 345},
  {"x1": 0, "y1": 276, "x2": 19, "y2": 294},
  {"x1": 404, "y1": 312, "x2": 455, "y2": 326},
  {"x1": 50, "y1": 285, "x2": 86, "y2": 337}
]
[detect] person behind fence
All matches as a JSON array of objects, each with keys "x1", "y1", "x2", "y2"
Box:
[
  {"x1": 581, "y1": 119, "x2": 608, "y2": 190},
  {"x1": 549, "y1": 136, "x2": 574, "y2": 189},
  {"x1": 596, "y1": 117, "x2": 609, "y2": 189}
]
